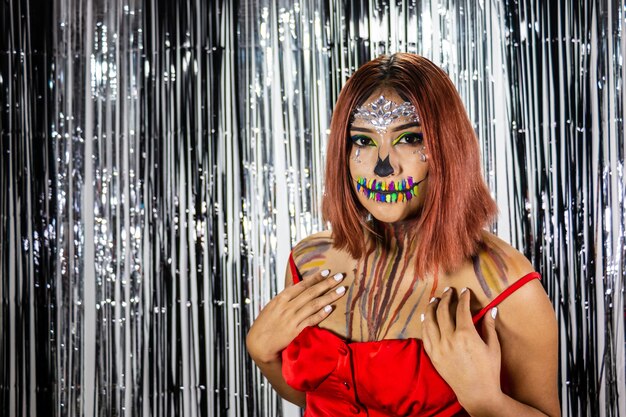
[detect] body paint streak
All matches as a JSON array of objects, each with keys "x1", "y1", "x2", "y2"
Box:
[
  {"x1": 349, "y1": 244, "x2": 377, "y2": 340},
  {"x1": 398, "y1": 282, "x2": 429, "y2": 339},
  {"x1": 472, "y1": 241, "x2": 510, "y2": 298},
  {"x1": 376, "y1": 232, "x2": 419, "y2": 339},
  {"x1": 346, "y1": 224, "x2": 425, "y2": 341},
  {"x1": 367, "y1": 244, "x2": 403, "y2": 339},
  {"x1": 292, "y1": 236, "x2": 333, "y2": 278}
]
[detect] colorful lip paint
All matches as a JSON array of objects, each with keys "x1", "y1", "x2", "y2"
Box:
[{"x1": 355, "y1": 176, "x2": 420, "y2": 203}]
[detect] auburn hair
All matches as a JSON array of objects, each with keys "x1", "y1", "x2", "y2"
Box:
[{"x1": 321, "y1": 53, "x2": 497, "y2": 276}]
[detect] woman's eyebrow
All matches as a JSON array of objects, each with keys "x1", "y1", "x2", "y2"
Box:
[
  {"x1": 350, "y1": 122, "x2": 421, "y2": 133},
  {"x1": 391, "y1": 122, "x2": 421, "y2": 131},
  {"x1": 350, "y1": 126, "x2": 375, "y2": 133}
]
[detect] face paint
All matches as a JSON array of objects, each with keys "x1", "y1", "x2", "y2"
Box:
[
  {"x1": 355, "y1": 176, "x2": 425, "y2": 203},
  {"x1": 352, "y1": 147, "x2": 362, "y2": 163},
  {"x1": 373, "y1": 155, "x2": 394, "y2": 177},
  {"x1": 352, "y1": 95, "x2": 420, "y2": 134}
]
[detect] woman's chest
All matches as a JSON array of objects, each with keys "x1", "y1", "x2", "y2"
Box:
[{"x1": 320, "y1": 262, "x2": 433, "y2": 342}]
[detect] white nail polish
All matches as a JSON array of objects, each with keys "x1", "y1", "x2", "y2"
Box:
[
  {"x1": 333, "y1": 273, "x2": 344, "y2": 281},
  {"x1": 491, "y1": 307, "x2": 498, "y2": 319},
  {"x1": 420, "y1": 313, "x2": 425, "y2": 322},
  {"x1": 321, "y1": 269, "x2": 330, "y2": 277},
  {"x1": 443, "y1": 286, "x2": 450, "y2": 293},
  {"x1": 429, "y1": 297, "x2": 437, "y2": 303},
  {"x1": 336, "y1": 286, "x2": 346, "y2": 295},
  {"x1": 324, "y1": 305, "x2": 332, "y2": 313},
  {"x1": 460, "y1": 287, "x2": 468, "y2": 294}
]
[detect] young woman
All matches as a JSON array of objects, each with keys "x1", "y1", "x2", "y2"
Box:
[{"x1": 246, "y1": 53, "x2": 560, "y2": 417}]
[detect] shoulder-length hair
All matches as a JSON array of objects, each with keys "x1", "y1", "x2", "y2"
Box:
[{"x1": 321, "y1": 53, "x2": 497, "y2": 276}]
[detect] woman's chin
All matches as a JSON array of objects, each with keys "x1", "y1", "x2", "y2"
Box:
[{"x1": 364, "y1": 201, "x2": 420, "y2": 224}]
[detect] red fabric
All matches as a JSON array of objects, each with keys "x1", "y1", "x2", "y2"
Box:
[{"x1": 283, "y1": 254, "x2": 540, "y2": 416}]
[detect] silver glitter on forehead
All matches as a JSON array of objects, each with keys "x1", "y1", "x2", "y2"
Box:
[{"x1": 352, "y1": 95, "x2": 420, "y2": 134}]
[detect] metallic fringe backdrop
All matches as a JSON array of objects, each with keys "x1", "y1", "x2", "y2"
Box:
[{"x1": 0, "y1": 0, "x2": 624, "y2": 416}]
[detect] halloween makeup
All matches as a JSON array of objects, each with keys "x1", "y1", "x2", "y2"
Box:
[
  {"x1": 352, "y1": 95, "x2": 420, "y2": 134},
  {"x1": 348, "y1": 90, "x2": 429, "y2": 223},
  {"x1": 354, "y1": 176, "x2": 425, "y2": 203},
  {"x1": 350, "y1": 129, "x2": 425, "y2": 176},
  {"x1": 373, "y1": 155, "x2": 394, "y2": 176}
]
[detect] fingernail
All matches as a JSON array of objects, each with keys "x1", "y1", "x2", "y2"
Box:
[
  {"x1": 324, "y1": 305, "x2": 332, "y2": 313},
  {"x1": 336, "y1": 286, "x2": 346, "y2": 295},
  {"x1": 333, "y1": 273, "x2": 344, "y2": 281},
  {"x1": 443, "y1": 286, "x2": 450, "y2": 293},
  {"x1": 321, "y1": 269, "x2": 330, "y2": 277},
  {"x1": 491, "y1": 307, "x2": 498, "y2": 319},
  {"x1": 429, "y1": 297, "x2": 438, "y2": 303},
  {"x1": 460, "y1": 287, "x2": 468, "y2": 294},
  {"x1": 420, "y1": 313, "x2": 425, "y2": 322}
]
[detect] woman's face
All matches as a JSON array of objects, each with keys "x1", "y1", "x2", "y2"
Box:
[{"x1": 348, "y1": 88, "x2": 429, "y2": 223}]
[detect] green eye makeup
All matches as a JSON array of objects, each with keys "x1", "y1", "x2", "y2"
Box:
[{"x1": 392, "y1": 132, "x2": 424, "y2": 145}]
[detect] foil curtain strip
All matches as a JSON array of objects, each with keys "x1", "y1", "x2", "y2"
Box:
[
  {"x1": 1, "y1": 1, "x2": 58, "y2": 417},
  {"x1": 501, "y1": 1, "x2": 625, "y2": 415},
  {"x1": 0, "y1": 1, "x2": 624, "y2": 417}
]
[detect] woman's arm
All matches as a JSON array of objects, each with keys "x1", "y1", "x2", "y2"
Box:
[
  {"x1": 247, "y1": 354, "x2": 306, "y2": 407},
  {"x1": 422, "y1": 281, "x2": 560, "y2": 417},
  {"x1": 246, "y1": 263, "x2": 346, "y2": 408},
  {"x1": 468, "y1": 279, "x2": 560, "y2": 417}
]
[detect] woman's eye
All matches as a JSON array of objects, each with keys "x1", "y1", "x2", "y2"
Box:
[
  {"x1": 350, "y1": 135, "x2": 375, "y2": 147},
  {"x1": 396, "y1": 132, "x2": 423, "y2": 145}
]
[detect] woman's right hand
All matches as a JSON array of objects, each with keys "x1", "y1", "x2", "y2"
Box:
[{"x1": 246, "y1": 269, "x2": 346, "y2": 364}]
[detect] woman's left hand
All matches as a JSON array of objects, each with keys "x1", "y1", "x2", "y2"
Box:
[{"x1": 421, "y1": 287, "x2": 503, "y2": 411}]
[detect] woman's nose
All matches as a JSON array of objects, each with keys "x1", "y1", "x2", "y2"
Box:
[{"x1": 374, "y1": 155, "x2": 394, "y2": 177}]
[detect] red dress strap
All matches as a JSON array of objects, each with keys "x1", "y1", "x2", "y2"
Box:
[
  {"x1": 472, "y1": 271, "x2": 541, "y2": 324},
  {"x1": 288, "y1": 252, "x2": 302, "y2": 284}
]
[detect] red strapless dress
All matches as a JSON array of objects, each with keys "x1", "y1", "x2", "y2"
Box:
[{"x1": 282, "y1": 253, "x2": 541, "y2": 416}]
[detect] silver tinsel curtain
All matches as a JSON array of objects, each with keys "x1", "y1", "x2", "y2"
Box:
[{"x1": 0, "y1": 1, "x2": 624, "y2": 416}]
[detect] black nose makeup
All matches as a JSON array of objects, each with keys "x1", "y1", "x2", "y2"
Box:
[{"x1": 374, "y1": 155, "x2": 394, "y2": 177}]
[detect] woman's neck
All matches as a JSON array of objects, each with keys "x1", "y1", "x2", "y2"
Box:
[{"x1": 369, "y1": 218, "x2": 419, "y2": 251}]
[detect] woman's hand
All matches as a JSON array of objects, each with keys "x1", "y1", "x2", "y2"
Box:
[
  {"x1": 246, "y1": 269, "x2": 346, "y2": 364},
  {"x1": 421, "y1": 287, "x2": 502, "y2": 412}
]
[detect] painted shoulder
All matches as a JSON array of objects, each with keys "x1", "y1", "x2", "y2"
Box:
[
  {"x1": 480, "y1": 231, "x2": 535, "y2": 278},
  {"x1": 290, "y1": 230, "x2": 336, "y2": 279},
  {"x1": 471, "y1": 231, "x2": 536, "y2": 298}
]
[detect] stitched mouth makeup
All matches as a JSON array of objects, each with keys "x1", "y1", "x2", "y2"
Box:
[{"x1": 355, "y1": 176, "x2": 424, "y2": 203}]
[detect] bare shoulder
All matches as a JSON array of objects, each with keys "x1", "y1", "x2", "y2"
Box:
[
  {"x1": 476, "y1": 233, "x2": 554, "y2": 329},
  {"x1": 289, "y1": 230, "x2": 351, "y2": 281},
  {"x1": 484, "y1": 230, "x2": 555, "y2": 326},
  {"x1": 480, "y1": 233, "x2": 560, "y2": 416},
  {"x1": 291, "y1": 229, "x2": 334, "y2": 260},
  {"x1": 468, "y1": 231, "x2": 537, "y2": 299},
  {"x1": 480, "y1": 231, "x2": 535, "y2": 280}
]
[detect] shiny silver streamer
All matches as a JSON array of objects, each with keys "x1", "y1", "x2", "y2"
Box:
[{"x1": 1, "y1": 1, "x2": 624, "y2": 417}]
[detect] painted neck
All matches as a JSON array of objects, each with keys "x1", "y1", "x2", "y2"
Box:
[{"x1": 369, "y1": 218, "x2": 419, "y2": 251}]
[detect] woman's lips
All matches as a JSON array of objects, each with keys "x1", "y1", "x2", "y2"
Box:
[{"x1": 354, "y1": 176, "x2": 424, "y2": 203}]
